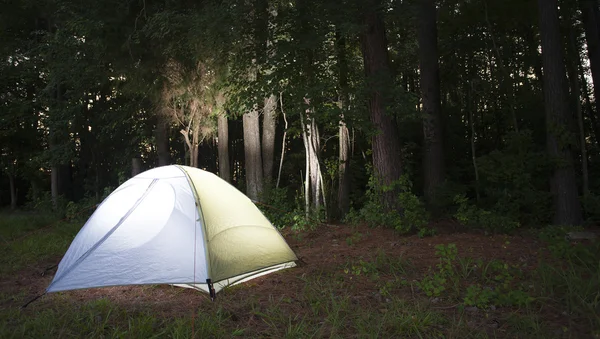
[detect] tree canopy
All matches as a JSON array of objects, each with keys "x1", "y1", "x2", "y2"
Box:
[{"x1": 1, "y1": 0, "x2": 599, "y2": 232}]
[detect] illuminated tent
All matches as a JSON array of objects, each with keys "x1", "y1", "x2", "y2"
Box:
[{"x1": 46, "y1": 165, "x2": 297, "y2": 299}]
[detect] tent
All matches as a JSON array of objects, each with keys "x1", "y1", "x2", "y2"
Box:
[{"x1": 46, "y1": 165, "x2": 298, "y2": 299}]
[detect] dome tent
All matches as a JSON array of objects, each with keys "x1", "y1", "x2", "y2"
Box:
[{"x1": 46, "y1": 165, "x2": 297, "y2": 299}]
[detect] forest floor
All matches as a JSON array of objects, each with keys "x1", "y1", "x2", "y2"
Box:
[{"x1": 0, "y1": 213, "x2": 598, "y2": 338}]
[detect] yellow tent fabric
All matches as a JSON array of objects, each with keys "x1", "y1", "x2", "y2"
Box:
[{"x1": 181, "y1": 166, "x2": 298, "y2": 289}]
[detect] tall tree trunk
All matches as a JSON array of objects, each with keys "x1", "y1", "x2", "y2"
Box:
[
  {"x1": 217, "y1": 114, "x2": 231, "y2": 182},
  {"x1": 361, "y1": 0, "x2": 403, "y2": 213},
  {"x1": 156, "y1": 114, "x2": 170, "y2": 166},
  {"x1": 567, "y1": 19, "x2": 590, "y2": 196},
  {"x1": 335, "y1": 29, "x2": 351, "y2": 219},
  {"x1": 417, "y1": 0, "x2": 445, "y2": 204},
  {"x1": 262, "y1": 94, "x2": 277, "y2": 183},
  {"x1": 581, "y1": 0, "x2": 600, "y2": 116},
  {"x1": 538, "y1": 0, "x2": 583, "y2": 226},
  {"x1": 9, "y1": 173, "x2": 17, "y2": 210},
  {"x1": 243, "y1": 108, "x2": 264, "y2": 200}
]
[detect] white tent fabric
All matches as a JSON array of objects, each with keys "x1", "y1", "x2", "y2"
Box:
[{"x1": 46, "y1": 165, "x2": 297, "y2": 296}]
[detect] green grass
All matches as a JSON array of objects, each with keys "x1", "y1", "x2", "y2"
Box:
[
  {"x1": 1, "y1": 213, "x2": 599, "y2": 338},
  {"x1": 0, "y1": 212, "x2": 80, "y2": 275}
]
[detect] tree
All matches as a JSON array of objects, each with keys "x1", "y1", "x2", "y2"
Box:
[
  {"x1": 537, "y1": 0, "x2": 582, "y2": 225},
  {"x1": 243, "y1": 107, "x2": 264, "y2": 200},
  {"x1": 417, "y1": 0, "x2": 445, "y2": 203},
  {"x1": 262, "y1": 94, "x2": 277, "y2": 182},
  {"x1": 361, "y1": 0, "x2": 404, "y2": 213},
  {"x1": 580, "y1": 0, "x2": 600, "y2": 119}
]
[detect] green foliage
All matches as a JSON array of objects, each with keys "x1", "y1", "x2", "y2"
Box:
[
  {"x1": 346, "y1": 173, "x2": 432, "y2": 236},
  {"x1": 454, "y1": 194, "x2": 520, "y2": 234},
  {"x1": 416, "y1": 243, "x2": 533, "y2": 308},
  {"x1": 582, "y1": 193, "x2": 600, "y2": 224},
  {"x1": 476, "y1": 130, "x2": 552, "y2": 226},
  {"x1": 0, "y1": 213, "x2": 81, "y2": 275}
]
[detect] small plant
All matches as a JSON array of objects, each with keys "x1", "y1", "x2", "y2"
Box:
[
  {"x1": 463, "y1": 284, "x2": 494, "y2": 308},
  {"x1": 345, "y1": 231, "x2": 363, "y2": 246},
  {"x1": 417, "y1": 273, "x2": 447, "y2": 297}
]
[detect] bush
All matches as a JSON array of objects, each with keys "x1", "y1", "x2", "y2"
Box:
[
  {"x1": 453, "y1": 194, "x2": 520, "y2": 234},
  {"x1": 346, "y1": 173, "x2": 432, "y2": 236}
]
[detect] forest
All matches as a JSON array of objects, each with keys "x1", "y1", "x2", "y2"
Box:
[{"x1": 1, "y1": 0, "x2": 600, "y2": 337}]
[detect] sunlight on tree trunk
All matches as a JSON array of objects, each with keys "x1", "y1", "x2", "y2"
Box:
[{"x1": 580, "y1": 0, "x2": 600, "y2": 119}]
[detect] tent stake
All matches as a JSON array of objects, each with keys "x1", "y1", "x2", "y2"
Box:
[{"x1": 207, "y1": 279, "x2": 216, "y2": 301}]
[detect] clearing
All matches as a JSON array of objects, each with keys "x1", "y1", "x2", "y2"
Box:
[{"x1": 0, "y1": 215, "x2": 598, "y2": 338}]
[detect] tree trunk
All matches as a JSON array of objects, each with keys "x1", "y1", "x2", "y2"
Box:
[
  {"x1": 262, "y1": 94, "x2": 277, "y2": 183},
  {"x1": 417, "y1": 0, "x2": 445, "y2": 204},
  {"x1": 567, "y1": 19, "x2": 590, "y2": 196},
  {"x1": 156, "y1": 114, "x2": 170, "y2": 166},
  {"x1": 338, "y1": 121, "x2": 351, "y2": 217},
  {"x1": 538, "y1": 0, "x2": 583, "y2": 226},
  {"x1": 132, "y1": 158, "x2": 142, "y2": 177},
  {"x1": 580, "y1": 60, "x2": 600, "y2": 144},
  {"x1": 243, "y1": 108, "x2": 264, "y2": 200},
  {"x1": 361, "y1": 0, "x2": 404, "y2": 213},
  {"x1": 217, "y1": 114, "x2": 231, "y2": 182},
  {"x1": 581, "y1": 0, "x2": 600, "y2": 117},
  {"x1": 309, "y1": 117, "x2": 322, "y2": 211},
  {"x1": 9, "y1": 173, "x2": 17, "y2": 210},
  {"x1": 335, "y1": 29, "x2": 351, "y2": 219},
  {"x1": 276, "y1": 93, "x2": 288, "y2": 189}
]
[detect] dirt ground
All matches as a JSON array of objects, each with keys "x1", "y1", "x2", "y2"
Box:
[{"x1": 1, "y1": 222, "x2": 551, "y2": 329}]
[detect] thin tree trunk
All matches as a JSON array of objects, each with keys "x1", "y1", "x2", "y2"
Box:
[
  {"x1": 417, "y1": 0, "x2": 445, "y2": 203},
  {"x1": 132, "y1": 158, "x2": 142, "y2": 177},
  {"x1": 156, "y1": 114, "x2": 170, "y2": 166},
  {"x1": 581, "y1": 0, "x2": 600, "y2": 117},
  {"x1": 338, "y1": 121, "x2": 351, "y2": 217},
  {"x1": 300, "y1": 113, "x2": 311, "y2": 218},
  {"x1": 217, "y1": 114, "x2": 231, "y2": 182},
  {"x1": 262, "y1": 94, "x2": 277, "y2": 183},
  {"x1": 9, "y1": 173, "x2": 17, "y2": 210},
  {"x1": 468, "y1": 85, "x2": 481, "y2": 203},
  {"x1": 309, "y1": 117, "x2": 322, "y2": 212},
  {"x1": 361, "y1": 0, "x2": 404, "y2": 213},
  {"x1": 538, "y1": 0, "x2": 583, "y2": 225},
  {"x1": 243, "y1": 108, "x2": 264, "y2": 201},
  {"x1": 335, "y1": 29, "x2": 351, "y2": 218},
  {"x1": 276, "y1": 93, "x2": 288, "y2": 189}
]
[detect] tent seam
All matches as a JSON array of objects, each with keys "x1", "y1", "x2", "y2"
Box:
[
  {"x1": 47, "y1": 178, "x2": 159, "y2": 292},
  {"x1": 176, "y1": 165, "x2": 212, "y2": 280}
]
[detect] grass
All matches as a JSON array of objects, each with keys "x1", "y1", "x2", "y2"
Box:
[{"x1": 0, "y1": 212, "x2": 599, "y2": 338}]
